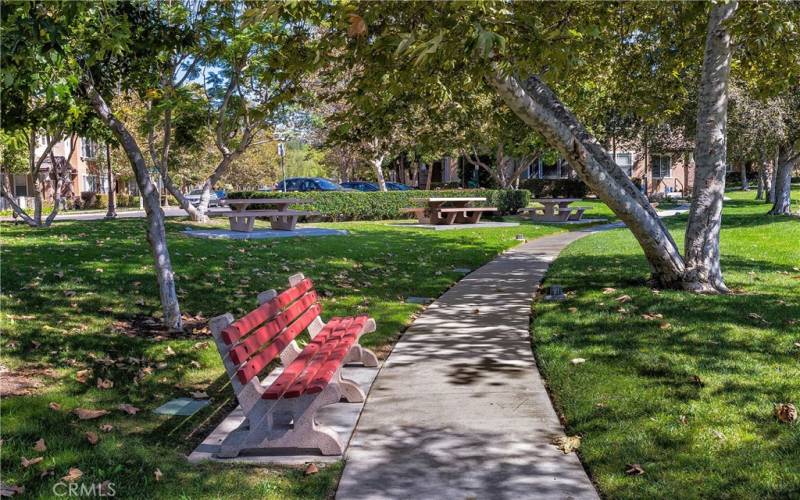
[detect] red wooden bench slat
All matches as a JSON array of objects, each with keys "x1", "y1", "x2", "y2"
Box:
[
  {"x1": 228, "y1": 291, "x2": 318, "y2": 365},
  {"x1": 221, "y1": 278, "x2": 314, "y2": 344},
  {"x1": 235, "y1": 303, "x2": 321, "y2": 384},
  {"x1": 300, "y1": 316, "x2": 367, "y2": 395},
  {"x1": 262, "y1": 317, "x2": 355, "y2": 400}
]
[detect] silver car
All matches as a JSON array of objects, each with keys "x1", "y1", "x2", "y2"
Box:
[{"x1": 186, "y1": 189, "x2": 220, "y2": 207}]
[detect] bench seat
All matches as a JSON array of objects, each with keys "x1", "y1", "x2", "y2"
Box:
[
  {"x1": 435, "y1": 207, "x2": 497, "y2": 213},
  {"x1": 209, "y1": 274, "x2": 378, "y2": 457}
]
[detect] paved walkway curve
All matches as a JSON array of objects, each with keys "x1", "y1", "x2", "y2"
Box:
[{"x1": 336, "y1": 226, "x2": 619, "y2": 500}]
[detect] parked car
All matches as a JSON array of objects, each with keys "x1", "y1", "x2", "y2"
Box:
[
  {"x1": 341, "y1": 181, "x2": 414, "y2": 191},
  {"x1": 341, "y1": 181, "x2": 379, "y2": 192},
  {"x1": 274, "y1": 177, "x2": 350, "y2": 192},
  {"x1": 186, "y1": 189, "x2": 220, "y2": 207}
]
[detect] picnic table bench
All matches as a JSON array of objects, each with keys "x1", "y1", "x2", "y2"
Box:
[
  {"x1": 209, "y1": 273, "x2": 378, "y2": 457},
  {"x1": 220, "y1": 198, "x2": 317, "y2": 232},
  {"x1": 519, "y1": 198, "x2": 590, "y2": 222},
  {"x1": 402, "y1": 197, "x2": 497, "y2": 225}
]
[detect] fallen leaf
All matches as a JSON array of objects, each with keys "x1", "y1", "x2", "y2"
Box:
[
  {"x1": 602, "y1": 287, "x2": 616, "y2": 294},
  {"x1": 0, "y1": 483, "x2": 24, "y2": 496},
  {"x1": 118, "y1": 403, "x2": 140, "y2": 415},
  {"x1": 192, "y1": 341, "x2": 209, "y2": 350},
  {"x1": 679, "y1": 415, "x2": 688, "y2": 425},
  {"x1": 100, "y1": 424, "x2": 114, "y2": 432},
  {"x1": 64, "y1": 290, "x2": 77, "y2": 297},
  {"x1": 48, "y1": 402, "x2": 61, "y2": 411},
  {"x1": 775, "y1": 403, "x2": 798, "y2": 423},
  {"x1": 62, "y1": 468, "x2": 83, "y2": 482},
  {"x1": 304, "y1": 463, "x2": 319, "y2": 475},
  {"x1": 164, "y1": 346, "x2": 176, "y2": 357},
  {"x1": 75, "y1": 369, "x2": 91, "y2": 384},
  {"x1": 74, "y1": 408, "x2": 110, "y2": 420},
  {"x1": 571, "y1": 358, "x2": 586, "y2": 365},
  {"x1": 85, "y1": 432, "x2": 99, "y2": 445},
  {"x1": 472, "y1": 308, "x2": 480, "y2": 314},
  {"x1": 689, "y1": 375, "x2": 704, "y2": 387},
  {"x1": 189, "y1": 360, "x2": 201, "y2": 369},
  {"x1": 568, "y1": 307, "x2": 578, "y2": 313},
  {"x1": 625, "y1": 463, "x2": 645, "y2": 476},
  {"x1": 34, "y1": 439, "x2": 47, "y2": 452},
  {"x1": 712, "y1": 430, "x2": 726, "y2": 440},
  {"x1": 190, "y1": 391, "x2": 209, "y2": 399},
  {"x1": 552, "y1": 435, "x2": 581, "y2": 454},
  {"x1": 659, "y1": 322, "x2": 672, "y2": 330},
  {"x1": 615, "y1": 295, "x2": 632, "y2": 303},
  {"x1": 98, "y1": 481, "x2": 113, "y2": 495},
  {"x1": 154, "y1": 468, "x2": 163, "y2": 481},
  {"x1": 96, "y1": 378, "x2": 113, "y2": 390},
  {"x1": 21, "y1": 456, "x2": 43, "y2": 468}
]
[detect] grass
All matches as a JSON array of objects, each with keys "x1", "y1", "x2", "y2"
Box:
[
  {"x1": 533, "y1": 188, "x2": 800, "y2": 499},
  {"x1": 0, "y1": 215, "x2": 565, "y2": 498}
]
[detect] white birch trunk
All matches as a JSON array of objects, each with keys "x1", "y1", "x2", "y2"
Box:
[
  {"x1": 768, "y1": 145, "x2": 796, "y2": 215},
  {"x1": 372, "y1": 155, "x2": 387, "y2": 191}
]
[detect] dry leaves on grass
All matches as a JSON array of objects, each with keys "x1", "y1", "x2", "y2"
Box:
[
  {"x1": 625, "y1": 463, "x2": 645, "y2": 476},
  {"x1": 85, "y1": 432, "x2": 99, "y2": 445},
  {"x1": 570, "y1": 358, "x2": 586, "y2": 365},
  {"x1": 615, "y1": 295, "x2": 632, "y2": 303},
  {"x1": 601, "y1": 287, "x2": 616, "y2": 295},
  {"x1": 641, "y1": 312, "x2": 663, "y2": 321},
  {"x1": 73, "y1": 408, "x2": 110, "y2": 420},
  {"x1": 118, "y1": 404, "x2": 140, "y2": 415},
  {"x1": 100, "y1": 424, "x2": 114, "y2": 432},
  {"x1": 96, "y1": 378, "x2": 113, "y2": 390},
  {"x1": 304, "y1": 463, "x2": 319, "y2": 475},
  {"x1": 154, "y1": 468, "x2": 163, "y2": 481},
  {"x1": 34, "y1": 439, "x2": 46, "y2": 452},
  {"x1": 568, "y1": 307, "x2": 578, "y2": 314},
  {"x1": 75, "y1": 369, "x2": 91, "y2": 384},
  {"x1": 48, "y1": 402, "x2": 61, "y2": 411},
  {"x1": 164, "y1": 346, "x2": 176, "y2": 357},
  {"x1": 192, "y1": 341, "x2": 209, "y2": 350},
  {"x1": 552, "y1": 435, "x2": 581, "y2": 454},
  {"x1": 775, "y1": 403, "x2": 798, "y2": 423},
  {"x1": 21, "y1": 456, "x2": 43, "y2": 468},
  {"x1": 0, "y1": 483, "x2": 25, "y2": 496},
  {"x1": 61, "y1": 468, "x2": 83, "y2": 482}
]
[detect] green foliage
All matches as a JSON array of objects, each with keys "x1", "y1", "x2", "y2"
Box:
[
  {"x1": 519, "y1": 179, "x2": 590, "y2": 199},
  {"x1": 228, "y1": 188, "x2": 529, "y2": 220}
]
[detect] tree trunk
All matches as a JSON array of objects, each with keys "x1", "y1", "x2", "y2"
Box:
[
  {"x1": 683, "y1": 0, "x2": 737, "y2": 294},
  {"x1": 44, "y1": 136, "x2": 77, "y2": 227},
  {"x1": 372, "y1": 156, "x2": 387, "y2": 191},
  {"x1": 768, "y1": 149, "x2": 778, "y2": 203},
  {"x1": 106, "y1": 143, "x2": 117, "y2": 218},
  {"x1": 82, "y1": 80, "x2": 182, "y2": 330},
  {"x1": 490, "y1": 71, "x2": 686, "y2": 287},
  {"x1": 768, "y1": 145, "x2": 796, "y2": 215},
  {"x1": 740, "y1": 161, "x2": 749, "y2": 190},
  {"x1": 756, "y1": 164, "x2": 764, "y2": 200}
]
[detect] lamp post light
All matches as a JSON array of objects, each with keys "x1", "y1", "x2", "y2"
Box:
[{"x1": 278, "y1": 142, "x2": 286, "y2": 192}]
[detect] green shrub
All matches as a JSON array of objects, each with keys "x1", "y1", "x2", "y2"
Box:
[
  {"x1": 519, "y1": 178, "x2": 589, "y2": 198},
  {"x1": 227, "y1": 189, "x2": 528, "y2": 221}
]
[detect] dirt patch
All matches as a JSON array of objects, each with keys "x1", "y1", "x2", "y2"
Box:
[
  {"x1": 110, "y1": 313, "x2": 209, "y2": 339},
  {"x1": 0, "y1": 364, "x2": 58, "y2": 397}
]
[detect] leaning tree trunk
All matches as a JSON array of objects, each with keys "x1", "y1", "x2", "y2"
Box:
[
  {"x1": 105, "y1": 143, "x2": 117, "y2": 218},
  {"x1": 82, "y1": 80, "x2": 182, "y2": 330},
  {"x1": 490, "y1": 72, "x2": 686, "y2": 287},
  {"x1": 683, "y1": 0, "x2": 738, "y2": 294},
  {"x1": 768, "y1": 145, "x2": 795, "y2": 215}
]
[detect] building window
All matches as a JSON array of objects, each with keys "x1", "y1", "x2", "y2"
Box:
[
  {"x1": 81, "y1": 138, "x2": 98, "y2": 159},
  {"x1": 651, "y1": 155, "x2": 672, "y2": 178},
  {"x1": 614, "y1": 152, "x2": 633, "y2": 176},
  {"x1": 13, "y1": 175, "x2": 28, "y2": 197},
  {"x1": 83, "y1": 174, "x2": 103, "y2": 192}
]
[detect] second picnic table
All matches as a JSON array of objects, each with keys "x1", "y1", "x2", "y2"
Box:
[
  {"x1": 519, "y1": 198, "x2": 590, "y2": 222},
  {"x1": 220, "y1": 197, "x2": 316, "y2": 232},
  {"x1": 403, "y1": 197, "x2": 497, "y2": 225}
]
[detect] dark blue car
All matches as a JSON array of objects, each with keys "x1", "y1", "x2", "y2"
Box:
[
  {"x1": 274, "y1": 177, "x2": 349, "y2": 192},
  {"x1": 340, "y1": 181, "x2": 413, "y2": 191}
]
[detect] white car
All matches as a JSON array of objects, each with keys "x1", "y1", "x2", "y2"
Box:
[{"x1": 186, "y1": 189, "x2": 220, "y2": 207}]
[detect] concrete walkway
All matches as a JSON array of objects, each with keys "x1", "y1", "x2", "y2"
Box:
[{"x1": 337, "y1": 228, "x2": 610, "y2": 500}]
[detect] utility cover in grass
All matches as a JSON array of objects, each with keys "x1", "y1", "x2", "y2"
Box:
[
  {"x1": 406, "y1": 296, "x2": 435, "y2": 305},
  {"x1": 154, "y1": 397, "x2": 209, "y2": 416},
  {"x1": 453, "y1": 267, "x2": 472, "y2": 274}
]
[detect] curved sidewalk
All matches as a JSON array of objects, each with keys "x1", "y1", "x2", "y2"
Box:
[{"x1": 336, "y1": 227, "x2": 613, "y2": 500}]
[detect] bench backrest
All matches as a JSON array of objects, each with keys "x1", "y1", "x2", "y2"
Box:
[{"x1": 218, "y1": 278, "x2": 321, "y2": 385}]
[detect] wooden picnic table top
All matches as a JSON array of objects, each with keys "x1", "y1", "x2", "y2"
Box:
[
  {"x1": 221, "y1": 198, "x2": 310, "y2": 205},
  {"x1": 411, "y1": 197, "x2": 487, "y2": 203}
]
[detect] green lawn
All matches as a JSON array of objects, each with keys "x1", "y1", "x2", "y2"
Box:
[
  {"x1": 0, "y1": 215, "x2": 564, "y2": 498},
  {"x1": 533, "y1": 189, "x2": 800, "y2": 499}
]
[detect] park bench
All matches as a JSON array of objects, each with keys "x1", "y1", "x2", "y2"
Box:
[
  {"x1": 208, "y1": 273, "x2": 378, "y2": 457},
  {"x1": 519, "y1": 198, "x2": 591, "y2": 222}
]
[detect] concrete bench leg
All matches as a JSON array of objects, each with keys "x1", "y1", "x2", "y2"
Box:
[
  {"x1": 270, "y1": 215, "x2": 299, "y2": 231},
  {"x1": 568, "y1": 209, "x2": 586, "y2": 221},
  {"x1": 456, "y1": 210, "x2": 484, "y2": 224},
  {"x1": 216, "y1": 383, "x2": 344, "y2": 458},
  {"x1": 336, "y1": 371, "x2": 366, "y2": 403},
  {"x1": 229, "y1": 216, "x2": 255, "y2": 232}
]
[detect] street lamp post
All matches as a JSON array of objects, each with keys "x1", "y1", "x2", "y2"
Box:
[{"x1": 278, "y1": 142, "x2": 286, "y2": 192}]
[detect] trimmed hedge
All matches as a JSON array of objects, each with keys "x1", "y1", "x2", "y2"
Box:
[
  {"x1": 227, "y1": 189, "x2": 530, "y2": 221},
  {"x1": 519, "y1": 178, "x2": 589, "y2": 198}
]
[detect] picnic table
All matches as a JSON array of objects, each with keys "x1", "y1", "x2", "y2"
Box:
[
  {"x1": 402, "y1": 197, "x2": 497, "y2": 225},
  {"x1": 519, "y1": 198, "x2": 590, "y2": 222},
  {"x1": 220, "y1": 198, "x2": 316, "y2": 232}
]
